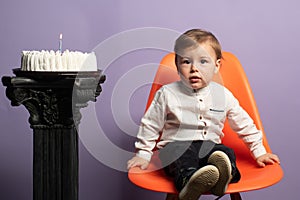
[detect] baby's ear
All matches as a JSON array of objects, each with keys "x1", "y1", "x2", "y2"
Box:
[
  {"x1": 175, "y1": 54, "x2": 180, "y2": 74},
  {"x1": 176, "y1": 65, "x2": 180, "y2": 74},
  {"x1": 214, "y1": 59, "x2": 221, "y2": 73}
]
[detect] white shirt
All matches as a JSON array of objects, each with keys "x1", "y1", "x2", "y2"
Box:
[{"x1": 135, "y1": 81, "x2": 266, "y2": 161}]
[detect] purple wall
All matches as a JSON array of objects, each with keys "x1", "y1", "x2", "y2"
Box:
[{"x1": 0, "y1": 0, "x2": 298, "y2": 199}]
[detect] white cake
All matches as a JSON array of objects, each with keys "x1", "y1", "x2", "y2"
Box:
[{"x1": 21, "y1": 50, "x2": 97, "y2": 71}]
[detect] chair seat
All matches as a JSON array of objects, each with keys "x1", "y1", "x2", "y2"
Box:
[{"x1": 128, "y1": 153, "x2": 283, "y2": 194}]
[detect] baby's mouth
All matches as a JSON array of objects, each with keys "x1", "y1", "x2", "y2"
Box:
[{"x1": 189, "y1": 76, "x2": 201, "y2": 83}]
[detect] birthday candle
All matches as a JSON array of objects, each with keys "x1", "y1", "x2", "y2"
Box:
[{"x1": 59, "y1": 33, "x2": 63, "y2": 53}]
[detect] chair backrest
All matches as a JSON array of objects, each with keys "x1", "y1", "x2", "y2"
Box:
[{"x1": 145, "y1": 52, "x2": 271, "y2": 160}]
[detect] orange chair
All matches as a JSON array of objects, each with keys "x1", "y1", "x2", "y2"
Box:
[{"x1": 128, "y1": 52, "x2": 283, "y2": 200}]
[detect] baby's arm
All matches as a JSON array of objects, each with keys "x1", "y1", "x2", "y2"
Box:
[
  {"x1": 225, "y1": 89, "x2": 281, "y2": 167},
  {"x1": 256, "y1": 153, "x2": 280, "y2": 167},
  {"x1": 127, "y1": 88, "x2": 167, "y2": 170},
  {"x1": 127, "y1": 156, "x2": 150, "y2": 170}
]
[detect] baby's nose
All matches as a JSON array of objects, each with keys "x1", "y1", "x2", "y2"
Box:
[{"x1": 190, "y1": 64, "x2": 199, "y2": 72}]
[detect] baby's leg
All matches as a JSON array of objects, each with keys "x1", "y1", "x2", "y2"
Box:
[
  {"x1": 159, "y1": 141, "x2": 220, "y2": 200},
  {"x1": 159, "y1": 141, "x2": 201, "y2": 191},
  {"x1": 207, "y1": 144, "x2": 241, "y2": 196}
]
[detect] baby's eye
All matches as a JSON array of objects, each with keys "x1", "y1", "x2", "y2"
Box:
[
  {"x1": 200, "y1": 59, "x2": 208, "y2": 64},
  {"x1": 182, "y1": 60, "x2": 191, "y2": 64}
]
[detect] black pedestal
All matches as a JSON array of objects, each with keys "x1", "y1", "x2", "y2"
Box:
[{"x1": 2, "y1": 69, "x2": 105, "y2": 200}]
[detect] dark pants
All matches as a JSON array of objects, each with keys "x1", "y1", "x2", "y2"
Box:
[{"x1": 159, "y1": 140, "x2": 241, "y2": 191}]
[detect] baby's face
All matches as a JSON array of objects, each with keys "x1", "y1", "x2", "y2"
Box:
[{"x1": 176, "y1": 42, "x2": 220, "y2": 90}]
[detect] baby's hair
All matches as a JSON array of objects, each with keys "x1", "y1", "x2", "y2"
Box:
[{"x1": 174, "y1": 29, "x2": 222, "y2": 60}]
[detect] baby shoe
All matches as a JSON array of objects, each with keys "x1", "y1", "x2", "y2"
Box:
[
  {"x1": 179, "y1": 165, "x2": 219, "y2": 200},
  {"x1": 208, "y1": 151, "x2": 232, "y2": 196}
]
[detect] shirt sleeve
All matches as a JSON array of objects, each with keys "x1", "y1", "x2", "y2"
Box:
[
  {"x1": 135, "y1": 87, "x2": 167, "y2": 161},
  {"x1": 226, "y1": 90, "x2": 267, "y2": 159}
]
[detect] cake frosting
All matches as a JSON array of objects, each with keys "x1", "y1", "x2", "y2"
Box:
[{"x1": 21, "y1": 50, "x2": 97, "y2": 71}]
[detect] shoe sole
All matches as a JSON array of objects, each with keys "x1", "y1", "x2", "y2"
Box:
[
  {"x1": 208, "y1": 151, "x2": 232, "y2": 196},
  {"x1": 179, "y1": 165, "x2": 219, "y2": 200}
]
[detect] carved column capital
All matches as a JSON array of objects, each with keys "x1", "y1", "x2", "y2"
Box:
[{"x1": 2, "y1": 70, "x2": 105, "y2": 128}]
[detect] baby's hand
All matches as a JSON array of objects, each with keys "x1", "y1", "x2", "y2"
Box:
[
  {"x1": 127, "y1": 156, "x2": 150, "y2": 170},
  {"x1": 256, "y1": 153, "x2": 280, "y2": 167}
]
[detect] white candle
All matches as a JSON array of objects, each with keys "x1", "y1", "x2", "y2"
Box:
[{"x1": 59, "y1": 33, "x2": 63, "y2": 53}]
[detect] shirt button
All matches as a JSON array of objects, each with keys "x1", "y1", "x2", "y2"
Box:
[
  {"x1": 199, "y1": 99, "x2": 203, "y2": 102},
  {"x1": 199, "y1": 115, "x2": 202, "y2": 120},
  {"x1": 203, "y1": 131, "x2": 207, "y2": 135}
]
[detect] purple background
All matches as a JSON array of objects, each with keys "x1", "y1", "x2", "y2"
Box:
[{"x1": 0, "y1": 0, "x2": 298, "y2": 199}]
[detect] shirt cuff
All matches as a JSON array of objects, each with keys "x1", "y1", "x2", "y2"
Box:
[
  {"x1": 252, "y1": 146, "x2": 267, "y2": 159},
  {"x1": 136, "y1": 150, "x2": 152, "y2": 161}
]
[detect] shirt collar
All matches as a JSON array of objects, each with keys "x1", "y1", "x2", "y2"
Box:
[{"x1": 179, "y1": 80, "x2": 210, "y2": 96}]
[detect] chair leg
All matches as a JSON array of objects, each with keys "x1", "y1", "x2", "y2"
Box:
[
  {"x1": 230, "y1": 192, "x2": 242, "y2": 200},
  {"x1": 166, "y1": 193, "x2": 179, "y2": 200}
]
